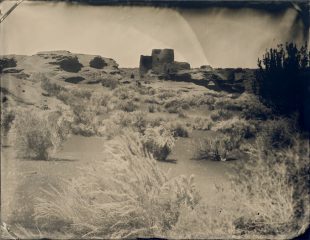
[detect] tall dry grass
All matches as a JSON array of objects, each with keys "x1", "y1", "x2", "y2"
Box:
[{"x1": 34, "y1": 131, "x2": 200, "y2": 238}]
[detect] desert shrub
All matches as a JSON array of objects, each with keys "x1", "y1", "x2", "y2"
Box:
[
  {"x1": 215, "y1": 99, "x2": 243, "y2": 111},
  {"x1": 258, "y1": 118, "x2": 295, "y2": 149},
  {"x1": 191, "y1": 116, "x2": 213, "y2": 131},
  {"x1": 210, "y1": 109, "x2": 234, "y2": 122},
  {"x1": 147, "y1": 116, "x2": 165, "y2": 128},
  {"x1": 98, "y1": 111, "x2": 147, "y2": 138},
  {"x1": 12, "y1": 110, "x2": 52, "y2": 160},
  {"x1": 1, "y1": 108, "x2": 15, "y2": 136},
  {"x1": 89, "y1": 56, "x2": 107, "y2": 69},
  {"x1": 112, "y1": 85, "x2": 139, "y2": 101},
  {"x1": 0, "y1": 57, "x2": 17, "y2": 73},
  {"x1": 143, "y1": 126, "x2": 175, "y2": 161},
  {"x1": 58, "y1": 56, "x2": 83, "y2": 73},
  {"x1": 215, "y1": 117, "x2": 257, "y2": 139},
  {"x1": 168, "y1": 202, "x2": 237, "y2": 238},
  {"x1": 70, "y1": 103, "x2": 97, "y2": 136},
  {"x1": 118, "y1": 100, "x2": 139, "y2": 112},
  {"x1": 34, "y1": 132, "x2": 200, "y2": 238},
  {"x1": 41, "y1": 78, "x2": 66, "y2": 97},
  {"x1": 47, "y1": 109, "x2": 73, "y2": 151},
  {"x1": 71, "y1": 88, "x2": 92, "y2": 100},
  {"x1": 88, "y1": 92, "x2": 111, "y2": 115},
  {"x1": 178, "y1": 110, "x2": 188, "y2": 118},
  {"x1": 255, "y1": 42, "x2": 310, "y2": 130},
  {"x1": 148, "y1": 104, "x2": 156, "y2": 113},
  {"x1": 12, "y1": 109, "x2": 71, "y2": 160},
  {"x1": 241, "y1": 100, "x2": 272, "y2": 120},
  {"x1": 230, "y1": 140, "x2": 309, "y2": 236},
  {"x1": 164, "y1": 121, "x2": 190, "y2": 138},
  {"x1": 101, "y1": 78, "x2": 119, "y2": 89},
  {"x1": 182, "y1": 93, "x2": 213, "y2": 107},
  {"x1": 156, "y1": 90, "x2": 177, "y2": 100},
  {"x1": 195, "y1": 135, "x2": 241, "y2": 161},
  {"x1": 164, "y1": 99, "x2": 190, "y2": 113}
]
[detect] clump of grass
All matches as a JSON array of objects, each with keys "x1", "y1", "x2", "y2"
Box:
[
  {"x1": 143, "y1": 126, "x2": 175, "y2": 161},
  {"x1": 34, "y1": 131, "x2": 200, "y2": 238}
]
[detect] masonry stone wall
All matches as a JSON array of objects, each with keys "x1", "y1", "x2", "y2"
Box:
[
  {"x1": 139, "y1": 55, "x2": 152, "y2": 75},
  {"x1": 151, "y1": 49, "x2": 174, "y2": 74}
]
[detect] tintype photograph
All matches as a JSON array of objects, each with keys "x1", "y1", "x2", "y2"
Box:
[{"x1": 0, "y1": 0, "x2": 309, "y2": 239}]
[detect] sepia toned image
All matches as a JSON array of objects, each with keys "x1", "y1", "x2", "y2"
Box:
[{"x1": 0, "y1": 0, "x2": 309, "y2": 239}]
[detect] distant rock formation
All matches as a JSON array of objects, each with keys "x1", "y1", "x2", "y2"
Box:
[{"x1": 139, "y1": 49, "x2": 190, "y2": 76}]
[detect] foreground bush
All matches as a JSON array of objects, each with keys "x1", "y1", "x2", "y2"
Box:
[
  {"x1": 230, "y1": 139, "x2": 309, "y2": 236},
  {"x1": 12, "y1": 109, "x2": 71, "y2": 160},
  {"x1": 34, "y1": 132, "x2": 200, "y2": 238}
]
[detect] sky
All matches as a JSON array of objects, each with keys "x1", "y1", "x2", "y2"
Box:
[{"x1": 0, "y1": 1, "x2": 306, "y2": 68}]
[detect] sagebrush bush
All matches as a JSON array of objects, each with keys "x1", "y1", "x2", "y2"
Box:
[
  {"x1": 210, "y1": 109, "x2": 234, "y2": 122},
  {"x1": 34, "y1": 131, "x2": 200, "y2": 238},
  {"x1": 118, "y1": 100, "x2": 139, "y2": 112},
  {"x1": 190, "y1": 116, "x2": 213, "y2": 131},
  {"x1": 102, "y1": 78, "x2": 119, "y2": 89},
  {"x1": 258, "y1": 118, "x2": 295, "y2": 149},
  {"x1": 164, "y1": 98, "x2": 190, "y2": 113},
  {"x1": 12, "y1": 109, "x2": 52, "y2": 160},
  {"x1": 195, "y1": 135, "x2": 240, "y2": 161},
  {"x1": 41, "y1": 78, "x2": 66, "y2": 96},
  {"x1": 143, "y1": 126, "x2": 175, "y2": 161},
  {"x1": 215, "y1": 117, "x2": 257, "y2": 139},
  {"x1": 164, "y1": 121, "x2": 190, "y2": 138},
  {"x1": 71, "y1": 88, "x2": 92, "y2": 100},
  {"x1": 12, "y1": 109, "x2": 71, "y2": 160}
]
